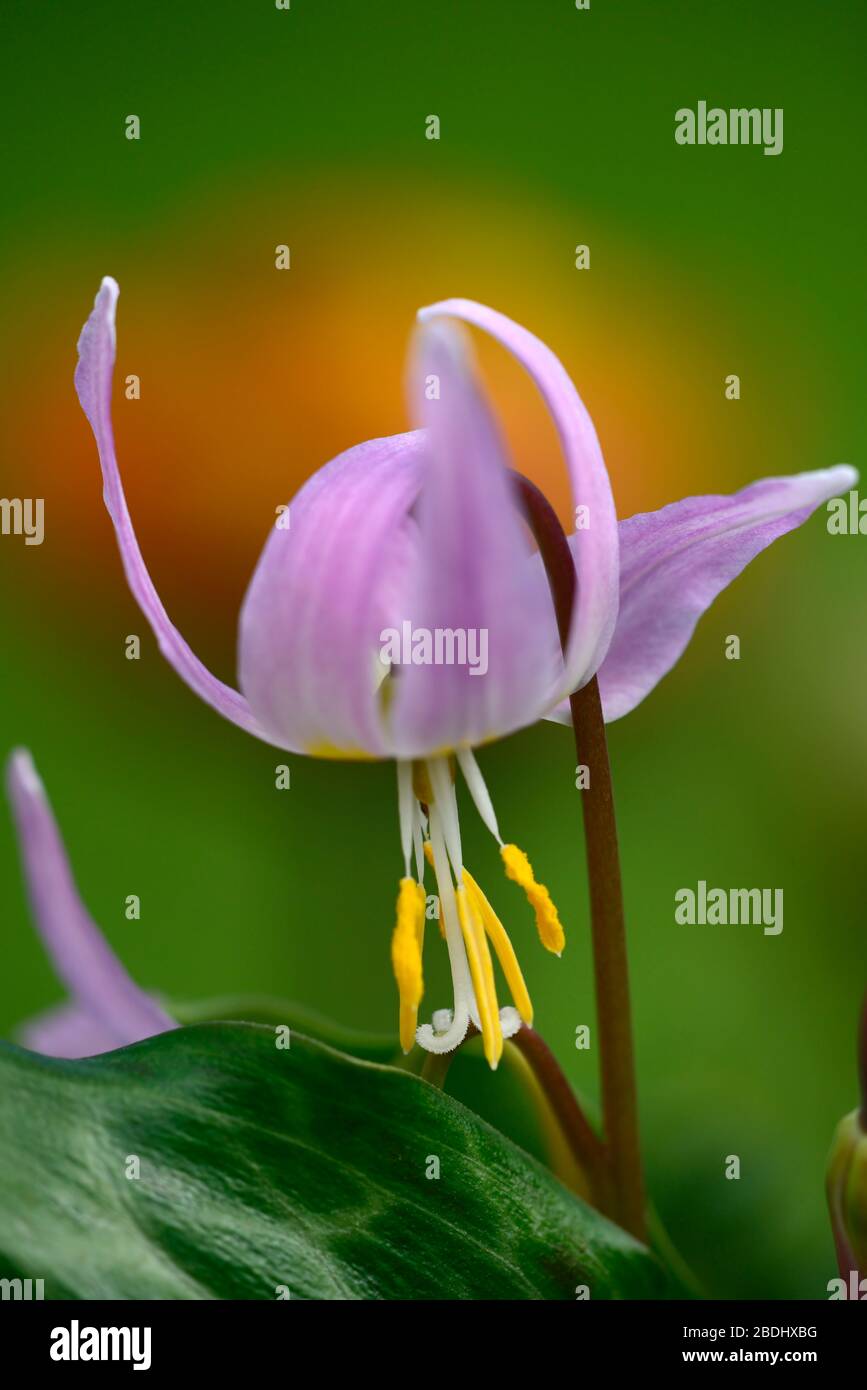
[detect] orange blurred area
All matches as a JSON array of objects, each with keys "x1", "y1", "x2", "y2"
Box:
[{"x1": 3, "y1": 174, "x2": 758, "y2": 668}]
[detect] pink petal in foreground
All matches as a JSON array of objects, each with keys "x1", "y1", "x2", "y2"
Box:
[
  {"x1": 547, "y1": 464, "x2": 858, "y2": 724},
  {"x1": 74, "y1": 278, "x2": 268, "y2": 742},
  {"x1": 389, "y1": 319, "x2": 562, "y2": 755},
  {"x1": 6, "y1": 749, "x2": 175, "y2": 1052},
  {"x1": 418, "y1": 299, "x2": 620, "y2": 696}
]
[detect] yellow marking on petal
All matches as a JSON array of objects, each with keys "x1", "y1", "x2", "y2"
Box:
[
  {"x1": 456, "y1": 884, "x2": 503, "y2": 1069},
  {"x1": 306, "y1": 742, "x2": 377, "y2": 762},
  {"x1": 391, "y1": 877, "x2": 425, "y2": 1053},
  {"x1": 463, "y1": 870, "x2": 534, "y2": 1026},
  {"x1": 500, "y1": 844, "x2": 566, "y2": 956}
]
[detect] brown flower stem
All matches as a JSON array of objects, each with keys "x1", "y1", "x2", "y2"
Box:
[
  {"x1": 512, "y1": 471, "x2": 646, "y2": 1242},
  {"x1": 420, "y1": 1048, "x2": 460, "y2": 1090},
  {"x1": 508, "y1": 1025, "x2": 612, "y2": 1212}
]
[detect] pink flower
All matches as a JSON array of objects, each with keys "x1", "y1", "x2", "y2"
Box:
[{"x1": 74, "y1": 279, "x2": 856, "y2": 1067}]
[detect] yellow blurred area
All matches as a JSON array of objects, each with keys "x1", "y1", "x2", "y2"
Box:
[{"x1": 5, "y1": 176, "x2": 759, "y2": 640}]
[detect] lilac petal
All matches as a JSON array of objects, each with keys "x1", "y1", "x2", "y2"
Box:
[
  {"x1": 417, "y1": 299, "x2": 620, "y2": 694},
  {"x1": 239, "y1": 432, "x2": 426, "y2": 757},
  {"x1": 388, "y1": 321, "x2": 562, "y2": 756},
  {"x1": 18, "y1": 1002, "x2": 134, "y2": 1059},
  {"x1": 6, "y1": 749, "x2": 175, "y2": 1048},
  {"x1": 74, "y1": 278, "x2": 268, "y2": 742},
  {"x1": 546, "y1": 465, "x2": 858, "y2": 724}
]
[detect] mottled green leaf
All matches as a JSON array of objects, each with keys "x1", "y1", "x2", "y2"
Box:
[{"x1": 0, "y1": 1024, "x2": 680, "y2": 1300}]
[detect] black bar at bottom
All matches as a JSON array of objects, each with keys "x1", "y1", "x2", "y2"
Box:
[{"x1": 0, "y1": 1298, "x2": 862, "y2": 1373}]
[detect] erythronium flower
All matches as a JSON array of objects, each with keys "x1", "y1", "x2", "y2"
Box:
[
  {"x1": 74, "y1": 278, "x2": 856, "y2": 1070},
  {"x1": 6, "y1": 748, "x2": 174, "y2": 1057}
]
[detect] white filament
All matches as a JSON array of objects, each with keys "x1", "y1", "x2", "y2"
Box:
[
  {"x1": 456, "y1": 747, "x2": 504, "y2": 845},
  {"x1": 415, "y1": 804, "x2": 475, "y2": 1054},
  {"x1": 427, "y1": 756, "x2": 464, "y2": 882},
  {"x1": 396, "y1": 760, "x2": 414, "y2": 879}
]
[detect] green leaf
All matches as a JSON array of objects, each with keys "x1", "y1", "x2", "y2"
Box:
[
  {"x1": 168, "y1": 994, "x2": 401, "y2": 1062},
  {"x1": 168, "y1": 994, "x2": 573, "y2": 1170},
  {"x1": 0, "y1": 1024, "x2": 680, "y2": 1299}
]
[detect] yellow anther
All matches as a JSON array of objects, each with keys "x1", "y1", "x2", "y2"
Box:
[
  {"x1": 463, "y1": 870, "x2": 534, "y2": 1026},
  {"x1": 500, "y1": 844, "x2": 566, "y2": 956},
  {"x1": 391, "y1": 878, "x2": 426, "y2": 1053},
  {"x1": 456, "y1": 884, "x2": 503, "y2": 1070}
]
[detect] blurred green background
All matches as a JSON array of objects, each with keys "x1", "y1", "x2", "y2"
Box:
[{"x1": 1, "y1": 0, "x2": 865, "y2": 1298}]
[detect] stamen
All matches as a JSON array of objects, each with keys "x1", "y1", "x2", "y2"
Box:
[
  {"x1": 397, "y1": 761, "x2": 414, "y2": 879},
  {"x1": 415, "y1": 806, "x2": 474, "y2": 1054},
  {"x1": 412, "y1": 800, "x2": 426, "y2": 886},
  {"x1": 427, "y1": 757, "x2": 463, "y2": 882},
  {"x1": 456, "y1": 748, "x2": 503, "y2": 845},
  {"x1": 391, "y1": 877, "x2": 426, "y2": 1053},
  {"x1": 500, "y1": 844, "x2": 566, "y2": 956},
  {"x1": 456, "y1": 885, "x2": 503, "y2": 1069},
  {"x1": 463, "y1": 870, "x2": 534, "y2": 1026},
  {"x1": 423, "y1": 840, "x2": 447, "y2": 938}
]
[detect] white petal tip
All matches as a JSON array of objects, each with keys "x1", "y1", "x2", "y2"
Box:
[
  {"x1": 413, "y1": 315, "x2": 470, "y2": 364},
  {"x1": 6, "y1": 747, "x2": 44, "y2": 800},
  {"x1": 88, "y1": 278, "x2": 119, "y2": 320},
  {"x1": 832, "y1": 464, "x2": 859, "y2": 490}
]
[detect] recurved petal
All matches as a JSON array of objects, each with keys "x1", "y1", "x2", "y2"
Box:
[
  {"x1": 417, "y1": 299, "x2": 619, "y2": 694},
  {"x1": 388, "y1": 320, "x2": 562, "y2": 756},
  {"x1": 6, "y1": 749, "x2": 175, "y2": 1048},
  {"x1": 238, "y1": 431, "x2": 426, "y2": 757},
  {"x1": 74, "y1": 278, "x2": 268, "y2": 742},
  {"x1": 546, "y1": 464, "x2": 858, "y2": 724}
]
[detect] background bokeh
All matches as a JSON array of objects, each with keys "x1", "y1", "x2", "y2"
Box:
[{"x1": 1, "y1": 0, "x2": 865, "y2": 1298}]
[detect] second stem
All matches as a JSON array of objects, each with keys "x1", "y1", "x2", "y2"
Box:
[{"x1": 513, "y1": 471, "x2": 646, "y2": 1242}]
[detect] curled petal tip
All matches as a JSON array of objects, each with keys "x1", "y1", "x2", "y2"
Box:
[
  {"x1": 412, "y1": 297, "x2": 620, "y2": 693},
  {"x1": 413, "y1": 314, "x2": 470, "y2": 363},
  {"x1": 73, "y1": 274, "x2": 268, "y2": 742}
]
